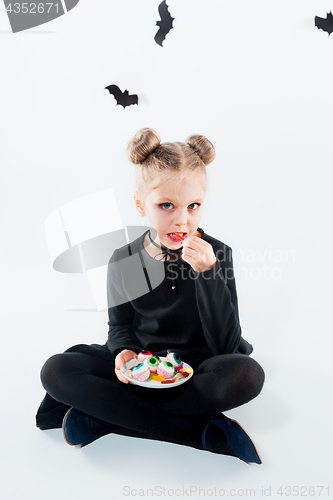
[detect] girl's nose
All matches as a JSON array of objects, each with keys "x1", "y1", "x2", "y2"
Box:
[{"x1": 173, "y1": 211, "x2": 187, "y2": 227}]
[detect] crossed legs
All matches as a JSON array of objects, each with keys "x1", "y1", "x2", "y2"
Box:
[{"x1": 39, "y1": 348, "x2": 264, "y2": 455}]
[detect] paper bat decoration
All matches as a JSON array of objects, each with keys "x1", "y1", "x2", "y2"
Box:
[
  {"x1": 105, "y1": 85, "x2": 138, "y2": 108},
  {"x1": 154, "y1": 0, "x2": 174, "y2": 47},
  {"x1": 315, "y1": 11, "x2": 333, "y2": 35}
]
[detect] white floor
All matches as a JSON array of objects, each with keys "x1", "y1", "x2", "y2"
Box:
[{"x1": 1, "y1": 242, "x2": 332, "y2": 499}]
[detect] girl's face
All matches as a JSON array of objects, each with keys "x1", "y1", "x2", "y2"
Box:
[{"x1": 135, "y1": 174, "x2": 205, "y2": 248}]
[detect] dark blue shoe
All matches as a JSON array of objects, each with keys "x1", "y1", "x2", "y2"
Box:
[
  {"x1": 62, "y1": 408, "x2": 103, "y2": 447},
  {"x1": 202, "y1": 414, "x2": 262, "y2": 464}
]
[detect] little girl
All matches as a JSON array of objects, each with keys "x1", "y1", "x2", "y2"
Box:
[{"x1": 36, "y1": 128, "x2": 265, "y2": 464}]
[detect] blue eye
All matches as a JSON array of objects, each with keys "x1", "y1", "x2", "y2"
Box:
[
  {"x1": 160, "y1": 203, "x2": 174, "y2": 210},
  {"x1": 159, "y1": 202, "x2": 201, "y2": 210}
]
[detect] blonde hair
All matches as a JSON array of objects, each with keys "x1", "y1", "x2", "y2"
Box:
[{"x1": 127, "y1": 128, "x2": 216, "y2": 203}]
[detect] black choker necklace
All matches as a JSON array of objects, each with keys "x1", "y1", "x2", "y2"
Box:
[{"x1": 147, "y1": 231, "x2": 183, "y2": 261}]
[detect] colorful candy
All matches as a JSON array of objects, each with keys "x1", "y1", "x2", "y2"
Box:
[
  {"x1": 166, "y1": 351, "x2": 183, "y2": 368},
  {"x1": 137, "y1": 350, "x2": 152, "y2": 363},
  {"x1": 145, "y1": 356, "x2": 160, "y2": 373},
  {"x1": 148, "y1": 374, "x2": 165, "y2": 382},
  {"x1": 132, "y1": 362, "x2": 150, "y2": 382},
  {"x1": 173, "y1": 232, "x2": 186, "y2": 241},
  {"x1": 157, "y1": 360, "x2": 175, "y2": 379},
  {"x1": 125, "y1": 351, "x2": 193, "y2": 385}
]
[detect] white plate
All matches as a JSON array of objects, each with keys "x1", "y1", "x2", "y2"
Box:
[{"x1": 120, "y1": 356, "x2": 193, "y2": 389}]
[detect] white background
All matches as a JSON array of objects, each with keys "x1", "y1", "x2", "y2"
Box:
[{"x1": 1, "y1": 0, "x2": 332, "y2": 498}]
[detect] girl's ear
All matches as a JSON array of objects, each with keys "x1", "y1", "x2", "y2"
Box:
[{"x1": 133, "y1": 192, "x2": 145, "y2": 216}]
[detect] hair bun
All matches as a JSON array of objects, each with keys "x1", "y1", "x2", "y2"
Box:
[
  {"x1": 186, "y1": 135, "x2": 216, "y2": 166},
  {"x1": 127, "y1": 128, "x2": 161, "y2": 164}
]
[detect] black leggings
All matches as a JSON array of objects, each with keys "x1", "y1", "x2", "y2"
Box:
[{"x1": 40, "y1": 346, "x2": 265, "y2": 453}]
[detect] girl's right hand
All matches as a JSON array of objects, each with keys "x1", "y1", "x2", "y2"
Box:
[{"x1": 115, "y1": 349, "x2": 138, "y2": 383}]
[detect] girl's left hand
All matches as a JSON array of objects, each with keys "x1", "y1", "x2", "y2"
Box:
[{"x1": 181, "y1": 235, "x2": 217, "y2": 273}]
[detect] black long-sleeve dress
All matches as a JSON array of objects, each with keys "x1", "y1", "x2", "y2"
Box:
[
  {"x1": 107, "y1": 227, "x2": 253, "y2": 359},
  {"x1": 36, "y1": 227, "x2": 258, "y2": 432}
]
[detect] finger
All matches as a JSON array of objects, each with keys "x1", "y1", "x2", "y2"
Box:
[
  {"x1": 118, "y1": 374, "x2": 129, "y2": 384},
  {"x1": 182, "y1": 247, "x2": 198, "y2": 260},
  {"x1": 115, "y1": 357, "x2": 122, "y2": 368},
  {"x1": 115, "y1": 367, "x2": 129, "y2": 384},
  {"x1": 181, "y1": 253, "x2": 195, "y2": 267},
  {"x1": 183, "y1": 236, "x2": 207, "y2": 251},
  {"x1": 182, "y1": 241, "x2": 198, "y2": 253},
  {"x1": 115, "y1": 356, "x2": 127, "y2": 370},
  {"x1": 115, "y1": 360, "x2": 126, "y2": 370}
]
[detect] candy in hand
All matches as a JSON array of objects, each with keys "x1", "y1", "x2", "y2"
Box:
[{"x1": 173, "y1": 232, "x2": 186, "y2": 241}]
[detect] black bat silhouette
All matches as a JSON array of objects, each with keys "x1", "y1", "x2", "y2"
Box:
[
  {"x1": 315, "y1": 11, "x2": 333, "y2": 35},
  {"x1": 154, "y1": 0, "x2": 174, "y2": 47},
  {"x1": 105, "y1": 85, "x2": 138, "y2": 108}
]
